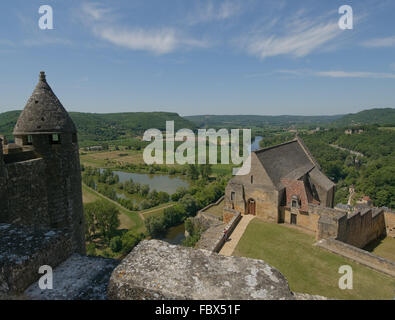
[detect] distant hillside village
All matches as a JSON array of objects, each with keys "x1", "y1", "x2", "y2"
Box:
[{"x1": 0, "y1": 73, "x2": 394, "y2": 300}]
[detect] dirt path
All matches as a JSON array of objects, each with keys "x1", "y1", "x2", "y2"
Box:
[
  {"x1": 330, "y1": 144, "x2": 365, "y2": 157},
  {"x1": 140, "y1": 203, "x2": 175, "y2": 218},
  {"x1": 82, "y1": 183, "x2": 145, "y2": 221},
  {"x1": 219, "y1": 215, "x2": 255, "y2": 256}
]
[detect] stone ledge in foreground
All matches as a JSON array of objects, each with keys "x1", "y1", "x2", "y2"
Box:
[{"x1": 107, "y1": 239, "x2": 295, "y2": 300}]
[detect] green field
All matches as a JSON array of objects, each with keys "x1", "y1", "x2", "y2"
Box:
[
  {"x1": 364, "y1": 237, "x2": 395, "y2": 262},
  {"x1": 82, "y1": 183, "x2": 145, "y2": 233},
  {"x1": 201, "y1": 198, "x2": 224, "y2": 218},
  {"x1": 233, "y1": 219, "x2": 395, "y2": 300}
]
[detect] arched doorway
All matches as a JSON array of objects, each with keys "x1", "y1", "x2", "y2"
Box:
[{"x1": 247, "y1": 198, "x2": 256, "y2": 215}]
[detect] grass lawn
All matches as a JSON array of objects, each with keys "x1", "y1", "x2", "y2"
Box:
[
  {"x1": 141, "y1": 202, "x2": 176, "y2": 219},
  {"x1": 82, "y1": 184, "x2": 145, "y2": 233},
  {"x1": 364, "y1": 237, "x2": 395, "y2": 262},
  {"x1": 233, "y1": 218, "x2": 395, "y2": 300},
  {"x1": 80, "y1": 150, "x2": 145, "y2": 168},
  {"x1": 202, "y1": 199, "x2": 224, "y2": 218}
]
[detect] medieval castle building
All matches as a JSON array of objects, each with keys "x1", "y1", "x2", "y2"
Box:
[
  {"x1": 0, "y1": 71, "x2": 85, "y2": 254},
  {"x1": 223, "y1": 138, "x2": 395, "y2": 249}
]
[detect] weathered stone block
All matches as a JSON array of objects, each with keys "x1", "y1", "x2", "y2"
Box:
[
  {"x1": 0, "y1": 223, "x2": 72, "y2": 295},
  {"x1": 107, "y1": 240, "x2": 294, "y2": 300},
  {"x1": 25, "y1": 254, "x2": 118, "y2": 300}
]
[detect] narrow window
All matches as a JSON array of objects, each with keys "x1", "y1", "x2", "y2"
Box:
[
  {"x1": 27, "y1": 135, "x2": 33, "y2": 145},
  {"x1": 291, "y1": 195, "x2": 299, "y2": 208},
  {"x1": 50, "y1": 134, "x2": 61, "y2": 145},
  {"x1": 72, "y1": 133, "x2": 77, "y2": 143},
  {"x1": 231, "y1": 192, "x2": 235, "y2": 201},
  {"x1": 251, "y1": 175, "x2": 253, "y2": 184}
]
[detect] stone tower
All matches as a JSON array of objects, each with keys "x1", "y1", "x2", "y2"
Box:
[{"x1": 13, "y1": 71, "x2": 85, "y2": 254}]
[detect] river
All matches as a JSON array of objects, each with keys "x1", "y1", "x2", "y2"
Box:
[{"x1": 106, "y1": 170, "x2": 190, "y2": 195}]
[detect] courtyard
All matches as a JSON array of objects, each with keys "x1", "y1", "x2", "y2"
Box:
[{"x1": 232, "y1": 218, "x2": 395, "y2": 300}]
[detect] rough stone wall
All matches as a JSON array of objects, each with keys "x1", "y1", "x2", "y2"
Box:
[
  {"x1": 313, "y1": 205, "x2": 387, "y2": 248},
  {"x1": 0, "y1": 223, "x2": 72, "y2": 295},
  {"x1": 0, "y1": 141, "x2": 8, "y2": 218},
  {"x1": 196, "y1": 209, "x2": 241, "y2": 252},
  {"x1": 107, "y1": 240, "x2": 295, "y2": 300},
  {"x1": 25, "y1": 254, "x2": 118, "y2": 300},
  {"x1": 316, "y1": 238, "x2": 395, "y2": 277},
  {"x1": 342, "y1": 208, "x2": 386, "y2": 248},
  {"x1": 283, "y1": 207, "x2": 320, "y2": 232},
  {"x1": 1, "y1": 159, "x2": 50, "y2": 229},
  {"x1": 0, "y1": 132, "x2": 85, "y2": 255},
  {"x1": 384, "y1": 210, "x2": 395, "y2": 237},
  {"x1": 30, "y1": 133, "x2": 85, "y2": 254},
  {"x1": 224, "y1": 182, "x2": 245, "y2": 213},
  {"x1": 224, "y1": 152, "x2": 279, "y2": 222}
]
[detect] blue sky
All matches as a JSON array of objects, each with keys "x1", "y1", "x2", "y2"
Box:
[{"x1": 1, "y1": 0, "x2": 395, "y2": 116}]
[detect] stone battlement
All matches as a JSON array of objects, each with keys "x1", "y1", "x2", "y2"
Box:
[{"x1": 108, "y1": 240, "x2": 295, "y2": 300}]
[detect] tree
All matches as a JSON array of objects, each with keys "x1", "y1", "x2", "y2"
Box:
[
  {"x1": 110, "y1": 236, "x2": 122, "y2": 253},
  {"x1": 85, "y1": 200, "x2": 120, "y2": 243},
  {"x1": 145, "y1": 215, "x2": 166, "y2": 238},
  {"x1": 199, "y1": 164, "x2": 212, "y2": 180},
  {"x1": 121, "y1": 231, "x2": 143, "y2": 255},
  {"x1": 187, "y1": 164, "x2": 199, "y2": 180}
]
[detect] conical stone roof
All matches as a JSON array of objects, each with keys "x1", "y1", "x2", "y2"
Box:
[{"x1": 13, "y1": 72, "x2": 76, "y2": 135}]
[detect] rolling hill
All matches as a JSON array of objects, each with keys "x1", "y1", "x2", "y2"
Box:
[
  {"x1": 184, "y1": 114, "x2": 343, "y2": 128},
  {"x1": 0, "y1": 111, "x2": 197, "y2": 143},
  {"x1": 185, "y1": 108, "x2": 395, "y2": 128},
  {"x1": 330, "y1": 108, "x2": 395, "y2": 127}
]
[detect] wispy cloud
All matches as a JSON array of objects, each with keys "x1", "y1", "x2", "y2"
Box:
[
  {"x1": 272, "y1": 69, "x2": 395, "y2": 79},
  {"x1": 186, "y1": 0, "x2": 242, "y2": 25},
  {"x1": 239, "y1": 10, "x2": 343, "y2": 60},
  {"x1": 315, "y1": 70, "x2": 395, "y2": 79},
  {"x1": 361, "y1": 36, "x2": 395, "y2": 48},
  {"x1": 81, "y1": 2, "x2": 209, "y2": 54}
]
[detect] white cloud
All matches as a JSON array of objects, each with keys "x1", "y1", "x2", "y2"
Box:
[
  {"x1": 362, "y1": 36, "x2": 395, "y2": 48},
  {"x1": 187, "y1": 0, "x2": 241, "y2": 25},
  {"x1": 95, "y1": 27, "x2": 176, "y2": 55},
  {"x1": 272, "y1": 69, "x2": 395, "y2": 79},
  {"x1": 81, "y1": 2, "x2": 114, "y2": 22},
  {"x1": 81, "y1": 2, "x2": 209, "y2": 54},
  {"x1": 240, "y1": 12, "x2": 343, "y2": 60},
  {"x1": 315, "y1": 70, "x2": 395, "y2": 79}
]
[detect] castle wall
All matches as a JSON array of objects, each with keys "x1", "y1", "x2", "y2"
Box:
[
  {"x1": 224, "y1": 153, "x2": 279, "y2": 222},
  {"x1": 0, "y1": 158, "x2": 50, "y2": 229},
  {"x1": 342, "y1": 209, "x2": 386, "y2": 248},
  {"x1": 283, "y1": 207, "x2": 320, "y2": 232},
  {"x1": 0, "y1": 223, "x2": 72, "y2": 295},
  {"x1": 29, "y1": 133, "x2": 85, "y2": 254},
  {"x1": 384, "y1": 210, "x2": 395, "y2": 237},
  {"x1": 310, "y1": 205, "x2": 347, "y2": 240},
  {"x1": 316, "y1": 238, "x2": 395, "y2": 277},
  {"x1": 313, "y1": 204, "x2": 387, "y2": 248}
]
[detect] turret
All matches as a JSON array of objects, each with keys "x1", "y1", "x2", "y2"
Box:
[{"x1": 13, "y1": 72, "x2": 85, "y2": 254}]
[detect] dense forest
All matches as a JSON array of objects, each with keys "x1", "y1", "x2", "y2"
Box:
[
  {"x1": 0, "y1": 111, "x2": 196, "y2": 143},
  {"x1": 259, "y1": 126, "x2": 395, "y2": 209},
  {"x1": 185, "y1": 108, "x2": 395, "y2": 129}
]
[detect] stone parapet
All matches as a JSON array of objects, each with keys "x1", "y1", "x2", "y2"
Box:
[{"x1": 107, "y1": 240, "x2": 295, "y2": 300}]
